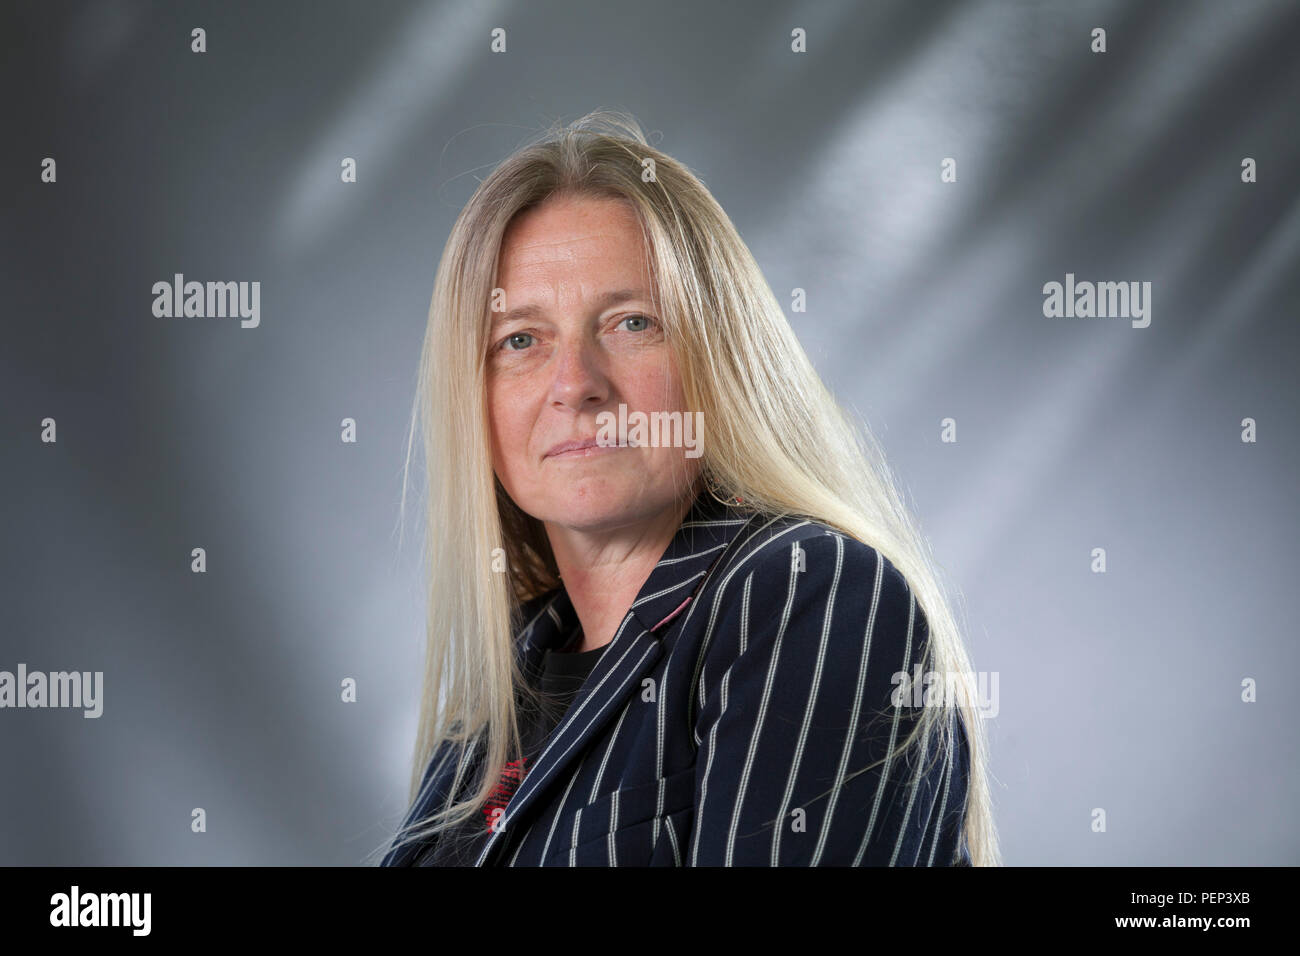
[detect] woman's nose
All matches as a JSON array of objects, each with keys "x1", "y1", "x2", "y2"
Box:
[{"x1": 547, "y1": 334, "x2": 609, "y2": 411}]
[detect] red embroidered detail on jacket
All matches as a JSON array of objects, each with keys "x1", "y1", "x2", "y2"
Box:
[{"x1": 483, "y1": 758, "x2": 527, "y2": 831}]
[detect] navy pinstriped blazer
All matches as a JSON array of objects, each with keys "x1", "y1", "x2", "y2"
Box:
[{"x1": 382, "y1": 488, "x2": 972, "y2": 867}]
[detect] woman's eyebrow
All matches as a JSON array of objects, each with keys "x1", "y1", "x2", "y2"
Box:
[{"x1": 491, "y1": 288, "x2": 651, "y2": 326}]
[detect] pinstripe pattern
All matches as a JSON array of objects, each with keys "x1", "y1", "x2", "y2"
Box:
[
  {"x1": 811, "y1": 550, "x2": 883, "y2": 865},
  {"x1": 538, "y1": 768, "x2": 581, "y2": 865},
  {"x1": 854, "y1": 583, "x2": 916, "y2": 866},
  {"x1": 770, "y1": 534, "x2": 844, "y2": 864},
  {"x1": 926, "y1": 716, "x2": 959, "y2": 866},
  {"x1": 381, "y1": 488, "x2": 973, "y2": 867},
  {"x1": 663, "y1": 814, "x2": 682, "y2": 865}
]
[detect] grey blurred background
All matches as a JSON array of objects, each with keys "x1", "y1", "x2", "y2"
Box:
[{"x1": 1, "y1": 0, "x2": 1297, "y2": 866}]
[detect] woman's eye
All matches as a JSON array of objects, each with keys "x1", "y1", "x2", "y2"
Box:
[
  {"x1": 501, "y1": 332, "x2": 534, "y2": 351},
  {"x1": 616, "y1": 314, "x2": 654, "y2": 332}
]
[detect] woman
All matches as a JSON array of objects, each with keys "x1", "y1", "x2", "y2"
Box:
[{"x1": 378, "y1": 111, "x2": 999, "y2": 866}]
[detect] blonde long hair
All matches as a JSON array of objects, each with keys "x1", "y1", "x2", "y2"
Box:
[{"x1": 383, "y1": 110, "x2": 1000, "y2": 866}]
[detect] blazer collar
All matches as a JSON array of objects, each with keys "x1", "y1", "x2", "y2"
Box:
[
  {"x1": 517, "y1": 486, "x2": 754, "y2": 664},
  {"x1": 477, "y1": 486, "x2": 755, "y2": 865}
]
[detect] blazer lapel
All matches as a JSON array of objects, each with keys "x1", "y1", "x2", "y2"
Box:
[
  {"x1": 514, "y1": 590, "x2": 572, "y2": 685},
  {"x1": 475, "y1": 611, "x2": 665, "y2": 865},
  {"x1": 475, "y1": 488, "x2": 755, "y2": 866}
]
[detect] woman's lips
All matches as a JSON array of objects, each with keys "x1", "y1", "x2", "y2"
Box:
[{"x1": 545, "y1": 440, "x2": 620, "y2": 459}]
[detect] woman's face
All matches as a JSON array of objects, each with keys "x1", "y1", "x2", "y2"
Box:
[{"x1": 486, "y1": 194, "x2": 701, "y2": 535}]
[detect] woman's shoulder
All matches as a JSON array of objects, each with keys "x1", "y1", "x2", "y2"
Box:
[
  {"x1": 699, "y1": 511, "x2": 930, "y2": 669},
  {"x1": 716, "y1": 510, "x2": 921, "y2": 617}
]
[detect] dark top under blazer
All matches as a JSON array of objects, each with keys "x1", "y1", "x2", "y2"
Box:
[{"x1": 382, "y1": 488, "x2": 972, "y2": 867}]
